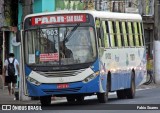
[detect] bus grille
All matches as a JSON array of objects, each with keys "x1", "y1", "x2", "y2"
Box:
[
  {"x1": 42, "y1": 87, "x2": 82, "y2": 94},
  {"x1": 36, "y1": 69, "x2": 86, "y2": 77}
]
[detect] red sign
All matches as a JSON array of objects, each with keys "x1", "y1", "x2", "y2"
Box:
[
  {"x1": 31, "y1": 14, "x2": 87, "y2": 25},
  {"x1": 40, "y1": 53, "x2": 59, "y2": 62},
  {"x1": 57, "y1": 84, "x2": 69, "y2": 89}
]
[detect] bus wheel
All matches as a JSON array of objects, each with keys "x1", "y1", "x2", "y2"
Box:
[
  {"x1": 125, "y1": 72, "x2": 135, "y2": 99},
  {"x1": 97, "y1": 92, "x2": 108, "y2": 103},
  {"x1": 76, "y1": 96, "x2": 84, "y2": 102},
  {"x1": 97, "y1": 80, "x2": 109, "y2": 103},
  {"x1": 66, "y1": 96, "x2": 76, "y2": 103},
  {"x1": 97, "y1": 78, "x2": 111, "y2": 103},
  {"x1": 117, "y1": 90, "x2": 126, "y2": 99},
  {"x1": 40, "y1": 96, "x2": 51, "y2": 106}
]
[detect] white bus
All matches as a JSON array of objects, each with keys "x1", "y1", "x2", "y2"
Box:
[{"x1": 17, "y1": 10, "x2": 147, "y2": 105}]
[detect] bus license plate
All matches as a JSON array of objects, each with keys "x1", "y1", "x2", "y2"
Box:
[{"x1": 57, "y1": 84, "x2": 69, "y2": 89}]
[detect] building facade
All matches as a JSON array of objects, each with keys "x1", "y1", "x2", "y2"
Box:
[{"x1": 0, "y1": 0, "x2": 19, "y2": 75}]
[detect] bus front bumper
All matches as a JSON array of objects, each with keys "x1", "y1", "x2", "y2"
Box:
[{"x1": 26, "y1": 76, "x2": 101, "y2": 97}]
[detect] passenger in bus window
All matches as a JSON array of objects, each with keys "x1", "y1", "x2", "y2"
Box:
[{"x1": 59, "y1": 42, "x2": 73, "y2": 58}]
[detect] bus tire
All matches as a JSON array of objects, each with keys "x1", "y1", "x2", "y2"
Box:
[
  {"x1": 66, "y1": 96, "x2": 76, "y2": 102},
  {"x1": 125, "y1": 72, "x2": 135, "y2": 99},
  {"x1": 117, "y1": 90, "x2": 126, "y2": 99},
  {"x1": 97, "y1": 92, "x2": 108, "y2": 103},
  {"x1": 40, "y1": 96, "x2": 51, "y2": 106},
  {"x1": 76, "y1": 96, "x2": 84, "y2": 102},
  {"x1": 97, "y1": 77, "x2": 109, "y2": 103}
]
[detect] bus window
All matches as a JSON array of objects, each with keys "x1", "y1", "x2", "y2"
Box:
[
  {"x1": 119, "y1": 21, "x2": 124, "y2": 46},
  {"x1": 139, "y1": 22, "x2": 144, "y2": 46},
  {"x1": 134, "y1": 22, "x2": 140, "y2": 46},
  {"x1": 96, "y1": 19, "x2": 101, "y2": 46},
  {"x1": 89, "y1": 27, "x2": 97, "y2": 58},
  {"x1": 24, "y1": 30, "x2": 35, "y2": 63},
  {"x1": 137, "y1": 22, "x2": 141, "y2": 46},
  {"x1": 105, "y1": 21, "x2": 111, "y2": 47},
  {"x1": 116, "y1": 21, "x2": 122, "y2": 47},
  {"x1": 112, "y1": 21, "x2": 118, "y2": 47},
  {"x1": 128, "y1": 22, "x2": 134, "y2": 46},
  {"x1": 122, "y1": 22, "x2": 128, "y2": 46},
  {"x1": 96, "y1": 19, "x2": 102, "y2": 47},
  {"x1": 102, "y1": 21, "x2": 110, "y2": 48},
  {"x1": 131, "y1": 22, "x2": 136, "y2": 46},
  {"x1": 125, "y1": 22, "x2": 130, "y2": 46},
  {"x1": 35, "y1": 30, "x2": 40, "y2": 63},
  {"x1": 141, "y1": 23, "x2": 144, "y2": 46},
  {"x1": 108, "y1": 21, "x2": 115, "y2": 47},
  {"x1": 100, "y1": 21, "x2": 105, "y2": 47},
  {"x1": 97, "y1": 28, "x2": 105, "y2": 47}
]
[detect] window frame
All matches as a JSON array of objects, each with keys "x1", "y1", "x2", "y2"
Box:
[{"x1": 97, "y1": 19, "x2": 144, "y2": 48}]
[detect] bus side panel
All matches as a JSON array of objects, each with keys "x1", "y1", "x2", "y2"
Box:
[
  {"x1": 135, "y1": 48, "x2": 147, "y2": 86},
  {"x1": 111, "y1": 72, "x2": 131, "y2": 91},
  {"x1": 135, "y1": 69, "x2": 145, "y2": 87},
  {"x1": 100, "y1": 47, "x2": 146, "y2": 91},
  {"x1": 98, "y1": 60, "x2": 107, "y2": 93}
]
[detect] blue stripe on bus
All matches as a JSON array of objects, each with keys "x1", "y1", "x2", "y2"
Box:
[
  {"x1": 27, "y1": 76, "x2": 100, "y2": 96},
  {"x1": 25, "y1": 65, "x2": 32, "y2": 76},
  {"x1": 91, "y1": 59, "x2": 99, "y2": 72}
]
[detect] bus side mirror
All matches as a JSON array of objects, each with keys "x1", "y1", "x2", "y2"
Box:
[{"x1": 16, "y1": 30, "x2": 21, "y2": 42}]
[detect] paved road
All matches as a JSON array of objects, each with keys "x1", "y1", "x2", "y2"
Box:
[
  {"x1": 41, "y1": 86, "x2": 160, "y2": 110},
  {"x1": 43, "y1": 85, "x2": 160, "y2": 113},
  {"x1": 0, "y1": 84, "x2": 160, "y2": 113}
]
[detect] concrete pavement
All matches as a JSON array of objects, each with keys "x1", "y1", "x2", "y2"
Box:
[
  {"x1": 0, "y1": 86, "x2": 66, "y2": 105},
  {"x1": 0, "y1": 74, "x2": 39, "y2": 104},
  {"x1": 0, "y1": 87, "x2": 40, "y2": 105},
  {"x1": 0, "y1": 75, "x2": 3, "y2": 89}
]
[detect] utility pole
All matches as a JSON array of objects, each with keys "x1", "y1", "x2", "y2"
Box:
[
  {"x1": 19, "y1": 0, "x2": 33, "y2": 101},
  {"x1": 154, "y1": 0, "x2": 160, "y2": 84}
]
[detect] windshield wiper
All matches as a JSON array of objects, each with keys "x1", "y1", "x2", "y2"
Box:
[{"x1": 63, "y1": 23, "x2": 80, "y2": 43}]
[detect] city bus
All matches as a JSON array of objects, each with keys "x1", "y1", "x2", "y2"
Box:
[{"x1": 17, "y1": 10, "x2": 147, "y2": 105}]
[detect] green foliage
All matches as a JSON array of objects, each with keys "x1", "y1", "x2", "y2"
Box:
[
  {"x1": 145, "y1": 0, "x2": 149, "y2": 15},
  {"x1": 55, "y1": 0, "x2": 85, "y2": 10},
  {"x1": 73, "y1": 2, "x2": 76, "y2": 10}
]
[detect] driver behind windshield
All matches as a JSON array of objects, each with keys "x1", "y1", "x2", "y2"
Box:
[{"x1": 59, "y1": 42, "x2": 73, "y2": 58}]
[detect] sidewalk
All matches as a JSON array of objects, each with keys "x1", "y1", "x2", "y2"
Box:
[
  {"x1": 0, "y1": 75, "x2": 3, "y2": 89},
  {"x1": 0, "y1": 87, "x2": 40, "y2": 105},
  {"x1": 0, "y1": 86, "x2": 66, "y2": 105},
  {"x1": 137, "y1": 82, "x2": 160, "y2": 89},
  {"x1": 0, "y1": 74, "x2": 40, "y2": 105}
]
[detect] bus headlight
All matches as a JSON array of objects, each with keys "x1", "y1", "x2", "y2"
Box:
[
  {"x1": 27, "y1": 76, "x2": 41, "y2": 86},
  {"x1": 83, "y1": 71, "x2": 99, "y2": 83}
]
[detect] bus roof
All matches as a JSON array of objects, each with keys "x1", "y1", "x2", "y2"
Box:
[{"x1": 24, "y1": 10, "x2": 142, "y2": 22}]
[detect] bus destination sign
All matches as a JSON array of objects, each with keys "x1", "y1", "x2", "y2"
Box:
[
  {"x1": 40, "y1": 53, "x2": 59, "y2": 62},
  {"x1": 31, "y1": 14, "x2": 87, "y2": 25}
]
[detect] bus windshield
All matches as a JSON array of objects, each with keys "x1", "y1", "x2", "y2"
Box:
[{"x1": 24, "y1": 26, "x2": 97, "y2": 66}]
